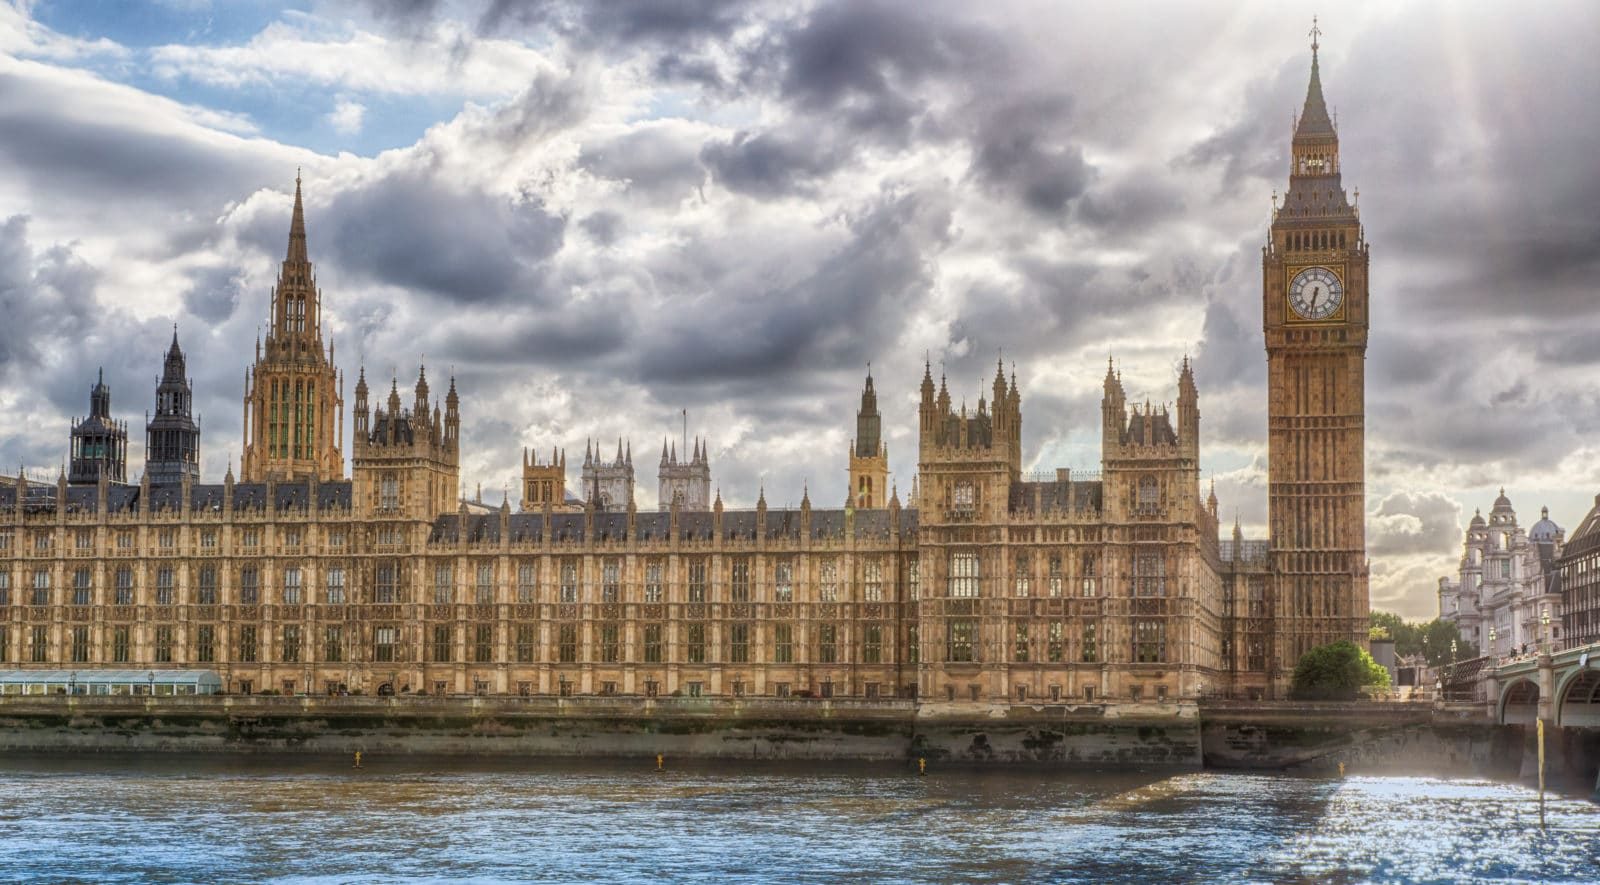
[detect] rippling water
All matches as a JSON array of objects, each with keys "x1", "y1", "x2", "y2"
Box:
[{"x1": 0, "y1": 755, "x2": 1596, "y2": 883}]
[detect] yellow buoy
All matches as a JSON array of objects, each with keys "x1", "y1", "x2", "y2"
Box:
[
  {"x1": 918, "y1": 757, "x2": 926, "y2": 776},
  {"x1": 656, "y1": 753, "x2": 664, "y2": 772},
  {"x1": 354, "y1": 750, "x2": 362, "y2": 769},
  {"x1": 1338, "y1": 761, "x2": 1345, "y2": 778}
]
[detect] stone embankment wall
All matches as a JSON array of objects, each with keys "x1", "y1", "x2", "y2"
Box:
[
  {"x1": 1198, "y1": 701, "x2": 1514, "y2": 777},
  {"x1": 0, "y1": 696, "x2": 1528, "y2": 777}
]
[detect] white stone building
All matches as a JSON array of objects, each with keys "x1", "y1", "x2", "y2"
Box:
[{"x1": 1438, "y1": 490, "x2": 1564, "y2": 656}]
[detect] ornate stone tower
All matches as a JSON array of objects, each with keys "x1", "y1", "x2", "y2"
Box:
[
  {"x1": 144, "y1": 328, "x2": 201, "y2": 485},
  {"x1": 849, "y1": 368, "x2": 889, "y2": 509},
  {"x1": 68, "y1": 369, "x2": 128, "y2": 485},
  {"x1": 1264, "y1": 26, "x2": 1371, "y2": 671},
  {"x1": 351, "y1": 366, "x2": 461, "y2": 521},
  {"x1": 657, "y1": 435, "x2": 709, "y2": 511},
  {"x1": 241, "y1": 174, "x2": 344, "y2": 482},
  {"x1": 521, "y1": 446, "x2": 567, "y2": 511},
  {"x1": 582, "y1": 439, "x2": 634, "y2": 512}
]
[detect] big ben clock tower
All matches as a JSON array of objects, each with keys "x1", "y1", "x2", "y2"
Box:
[{"x1": 1264, "y1": 23, "x2": 1370, "y2": 680}]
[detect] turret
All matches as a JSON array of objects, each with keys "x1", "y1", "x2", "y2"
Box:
[
  {"x1": 444, "y1": 376, "x2": 460, "y2": 447},
  {"x1": 1178, "y1": 355, "x2": 1199, "y2": 456},
  {"x1": 353, "y1": 367, "x2": 370, "y2": 439}
]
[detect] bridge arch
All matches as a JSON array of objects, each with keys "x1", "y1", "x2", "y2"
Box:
[
  {"x1": 1498, "y1": 678, "x2": 1541, "y2": 725},
  {"x1": 1555, "y1": 667, "x2": 1600, "y2": 729}
]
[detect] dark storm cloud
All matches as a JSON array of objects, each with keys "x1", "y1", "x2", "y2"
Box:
[
  {"x1": 1368, "y1": 491, "x2": 1461, "y2": 559},
  {"x1": 182, "y1": 265, "x2": 246, "y2": 324},
  {"x1": 637, "y1": 189, "x2": 952, "y2": 384},
  {"x1": 476, "y1": 0, "x2": 755, "y2": 45},
  {"x1": 578, "y1": 124, "x2": 707, "y2": 201},
  {"x1": 700, "y1": 128, "x2": 844, "y2": 198},
  {"x1": 1179, "y1": 58, "x2": 1304, "y2": 191},
  {"x1": 771, "y1": 0, "x2": 1005, "y2": 141},
  {"x1": 969, "y1": 94, "x2": 1093, "y2": 216},
  {"x1": 435, "y1": 294, "x2": 634, "y2": 367},
  {"x1": 320, "y1": 172, "x2": 566, "y2": 304},
  {"x1": 0, "y1": 216, "x2": 99, "y2": 381},
  {"x1": 578, "y1": 211, "x2": 623, "y2": 246}
]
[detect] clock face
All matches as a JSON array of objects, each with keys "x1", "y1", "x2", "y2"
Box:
[{"x1": 1289, "y1": 266, "x2": 1344, "y2": 320}]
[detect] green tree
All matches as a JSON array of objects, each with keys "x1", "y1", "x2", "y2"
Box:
[
  {"x1": 1369, "y1": 611, "x2": 1478, "y2": 667},
  {"x1": 1291, "y1": 640, "x2": 1392, "y2": 700}
]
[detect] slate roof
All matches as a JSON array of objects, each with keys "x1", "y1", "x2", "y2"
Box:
[{"x1": 0, "y1": 481, "x2": 354, "y2": 514}]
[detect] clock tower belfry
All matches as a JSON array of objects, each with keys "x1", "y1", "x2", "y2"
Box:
[{"x1": 1264, "y1": 24, "x2": 1370, "y2": 678}]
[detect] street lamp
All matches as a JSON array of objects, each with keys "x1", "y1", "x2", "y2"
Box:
[
  {"x1": 1541, "y1": 606, "x2": 1551, "y2": 654},
  {"x1": 147, "y1": 670, "x2": 155, "y2": 696},
  {"x1": 68, "y1": 671, "x2": 77, "y2": 695},
  {"x1": 1488, "y1": 626, "x2": 1496, "y2": 660}
]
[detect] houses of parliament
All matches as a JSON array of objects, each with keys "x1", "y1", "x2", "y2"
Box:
[{"x1": 0, "y1": 38, "x2": 1369, "y2": 703}]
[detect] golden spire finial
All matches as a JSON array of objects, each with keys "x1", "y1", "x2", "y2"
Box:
[{"x1": 1309, "y1": 16, "x2": 1321, "y2": 54}]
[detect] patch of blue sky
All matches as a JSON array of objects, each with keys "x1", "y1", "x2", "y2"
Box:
[{"x1": 33, "y1": 0, "x2": 304, "y2": 50}]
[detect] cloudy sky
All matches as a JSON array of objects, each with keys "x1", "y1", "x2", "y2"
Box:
[{"x1": 2, "y1": 0, "x2": 1596, "y2": 618}]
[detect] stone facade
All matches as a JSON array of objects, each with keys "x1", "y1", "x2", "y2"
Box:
[
  {"x1": 1438, "y1": 492, "x2": 1564, "y2": 656},
  {"x1": 1557, "y1": 494, "x2": 1600, "y2": 649},
  {"x1": 0, "y1": 40, "x2": 1369, "y2": 703}
]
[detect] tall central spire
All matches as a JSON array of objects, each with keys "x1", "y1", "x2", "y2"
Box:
[
  {"x1": 1295, "y1": 18, "x2": 1335, "y2": 141},
  {"x1": 286, "y1": 169, "x2": 309, "y2": 265}
]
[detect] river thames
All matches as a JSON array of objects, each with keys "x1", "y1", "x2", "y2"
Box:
[{"x1": 0, "y1": 756, "x2": 1596, "y2": 883}]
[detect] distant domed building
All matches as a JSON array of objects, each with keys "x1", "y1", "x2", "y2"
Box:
[{"x1": 1438, "y1": 490, "x2": 1564, "y2": 656}]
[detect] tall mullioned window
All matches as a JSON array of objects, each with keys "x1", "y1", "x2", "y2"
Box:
[
  {"x1": 476, "y1": 563, "x2": 495, "y2": 605},
  {"x1": 1048, "y1": 555, "x2": 1063, "y2": 598},
  {"x1": 239, "y1": 567, "x2": 259, "y2": 605},
  {"x1": 31, "y1": 569, "x2": 50, "y2": 606},
  {"x1": 433, "y1": 565, "x2": 453, "y2": 605},
  {"x1": 238, "y1": 626, "x2": 258, "y2": 663},
  {"x1": 728, "y1": 623, "x2": 750, "y2": 663},
  {"x1": 195, "y1": 626, "x2": 216, "y2": 663},
  {"x1": 156, "y1": 567, "x2": 175, "y2": 605},
  {"x1": 155, "y1": 626, "x2": 174, "y2": 663},
  {"x1": 772, "y1": 624, "x2": 793, "y2": 663},
  {"x1": 431, "y1": 625, "x2": 452, "y2": 662},
  {"x1": 1014, "y1": 624, "x2": 1030, "y2": 662},
  {"x1": 601, "y1": 559, "x2": 620, "y2": 603},
  {"x1": 1134, "y1": 620, "x2": 1165, "y2": 663},
  {"x1": 863, "y1": 625, "x2": 883, "y2": 664},
  {"x1": 643, "y1": 624, "x2": 663, "y2": 663},
  {"x1": 324, "y1": 626, "x2": 343, "y2": 663},
  {"x1": 1134, "y1": 553, "x2": 1165, "y2": 597},
  {"x1": 1082, "y1": 623, "x2": 1098, "y2": 663},
  {"x1": 946, "y1": 620, "x2": 976, "y2": 663},
  {"x1": 281, "y1": 567, "x2": 302, "y2": 605},
  {"x1": 281, "y1": 625, "x2": 302, "y2": 663},
  {"x1": 325, "y1": 567, "x2": 345, "y2": 605},
  {"x1": 818, "y1": 560, "x2": 839, "y2": 602},
  {"x1": 515, "y1": 625, "x2": 536, "y2": 663},
  {"x1": 73, "y1": 568, "x2": 92, "y2": 606},
  {"x1": 730, "y1": 559, "x2": 750, "y2": 603},
  {"x1": 375, "y1": 564, "x2": 397, "y2": 604},
  {"x1": 560, "y1": 561, "x2": 578, "y2": 603},
  {"x1": 197, "y1": 567, "x2": 219, "y2": 605},
  {"x1": 644, "y1": 561, "x2": 663, "y2": 603},
  {"x1": 863, "y1": 559, "x2": 883, "y2": 602},
  {"x1": 517, "y1": 563, "x2": 537, "y2": 604},
  {"x1": 374, "y1": 627, "x2": 399, "y2": 663},
  {"x1": 817, "y1": 624, "x2": 837, "y2": 663},
  {"x1": 1013, "y1": 552, "x2": 1031, "y2": 597},
  {"x1": 688, "y1": 559, "x2": 708, "y2": 603},
  {"x1": 557, "y1": 624, "x2": 578, "y2": 663},
  {"x1": 949, "y1": 552, "x2": 980, "y2": 598},
  {"x1": 686, "y1": 623, "x2": 707, "y2": 663},
  {"x1": 774, "y1": 561, "x2": 794, "y2": 603},
  {"x1": 1081, "y1": 552, "x2": 1099, "y2": 597}
]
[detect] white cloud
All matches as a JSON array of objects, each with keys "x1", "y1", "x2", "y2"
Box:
[{"x1": 327, "y1": 98, "x2": 365, "y2": 135}]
